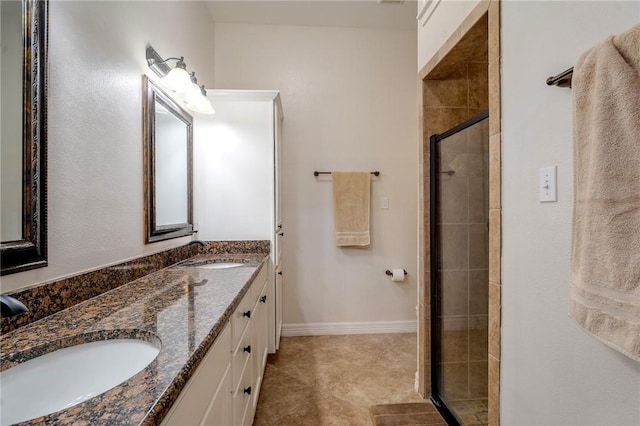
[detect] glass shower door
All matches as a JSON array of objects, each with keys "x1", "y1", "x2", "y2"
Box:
[{"x1": 430, "y1": 112, "x2": 489, "y2": 426}]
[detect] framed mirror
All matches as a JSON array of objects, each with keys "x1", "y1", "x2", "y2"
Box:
[
  {"x1": 143, "y1": 75, "x2": 194, "y2": 243},
  {"x1": 1, "y1": 0, "x2": 48, "y2": 275}
]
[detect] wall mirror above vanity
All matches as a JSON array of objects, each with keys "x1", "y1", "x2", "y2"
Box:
[
  {"x1": 143, "y1": 75, "x2": 194, "y2": 243},
  {"x1": 0, "y1": 0, "x2": 48, "y2": 275}
]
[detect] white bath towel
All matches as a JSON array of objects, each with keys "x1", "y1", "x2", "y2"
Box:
[
  {"x1": 570, "y1": 23, "x2": 640, "y2": 361},
  {"x1": 332, "y1": 172, "x2": 371, "y2": 247}
]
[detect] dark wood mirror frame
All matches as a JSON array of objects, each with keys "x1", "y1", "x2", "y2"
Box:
[
  {"x1": 143, "y1": 75, "x2": 194, "y2": 243},
  {"x1": 1, "y1": 0, "x2": 48, "y2": 276}
]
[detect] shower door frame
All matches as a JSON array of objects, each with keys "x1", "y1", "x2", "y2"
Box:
[{"x1": 429, "y1": 110, "x2": 489, "y2": 425}]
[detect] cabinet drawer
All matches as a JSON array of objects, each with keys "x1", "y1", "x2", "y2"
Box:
[
  {"x1": 251, "y1": 280, "x2": 269, "y2": 411},
  {"x1": 231, "y1": 324, "x2": 252, "y2": 390},
  {"x1": 231, "y1": 290, "x2": 253, "y2": 349},
  {"x1": 232, "y1": 358, "x2": 253, "y2": 426},
  {"x1": 258, "y1": 272, "x2": 269, "y2": 301}
]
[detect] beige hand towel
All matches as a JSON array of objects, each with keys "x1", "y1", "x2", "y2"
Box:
[
  {"x1": 332, "y1": 172, "x2": 371, "y2": 247},
  {"x1": 570, "y1": 23, "x2": 640, "y2": 362}
]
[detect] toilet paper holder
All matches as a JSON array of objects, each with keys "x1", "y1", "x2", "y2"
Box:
[{"x1": 385, "y1": 269, "x2": 407, "y2": 276}]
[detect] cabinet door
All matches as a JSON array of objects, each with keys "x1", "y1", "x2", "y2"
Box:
[
  {"x1": 267, "y1": 262, "x2": 276, "y2": 354},
  {"x1": 275, "y1": 266, "x2": 283, "y2": 350},
  {"x1": 274, "y1": 101, "x2": 283, "y2": 234},
  {"x1": 201, "y1": 364, "x2": 232, "y2": 426},
  {"x1": 161, "y1": 323, "x2": 231, "y2": 426}
]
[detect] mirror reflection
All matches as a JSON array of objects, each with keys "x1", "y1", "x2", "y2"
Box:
[
  {"x1": 1, "y1": 0, "x2": 23, "y2": 242},
  {"x1": 143, "y1": 75, "x2": 194, "y2": 243},
  {"x1": 1, "y1": 0, "x2": 48, "y2": 275},
  {"x1": 154, "y1": 103, "x2": 189, "y2": 226}
]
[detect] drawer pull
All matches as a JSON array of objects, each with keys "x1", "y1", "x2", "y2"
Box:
[
  {"x1": 243, "y1": 386, "x2": 252, "y2": 395},
  {"x1": 260, "y1": 295, "x2": 267, "y2": 303},
  {"x1": 277, "y1": 271, "x2": 283, "y2": 276},
  {"x1": 278, "y1": 224, "x2": 282, "y2": 229},
  {"x1": 242, "y1": 310, "x2": 251, "y2": 318},
  {"x1": 243, "y1": 345, "x2": 252, "y2": 354},
  {"x1": 278, "y1": 232, "x2": 284, "y2": 236}
]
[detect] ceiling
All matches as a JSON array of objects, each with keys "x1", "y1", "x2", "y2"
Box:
[{"x1": 205, "y1": 1, "x2": 418, "y2": 31}]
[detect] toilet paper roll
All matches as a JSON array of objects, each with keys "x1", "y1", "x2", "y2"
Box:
[{"x1": 391, "y1": 268, "x2": 405, "y2": 282}]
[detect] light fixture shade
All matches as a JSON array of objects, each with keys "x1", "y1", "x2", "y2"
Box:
[
  {"x1": 161, "y1": 66, "x2": 192, "y2": 92},
  {"x1": 174, "y1": 82, "x2": 202, "y2": 104},
  {"x1": 186, "y1": 94, "x2": 215, "y2": 115}
]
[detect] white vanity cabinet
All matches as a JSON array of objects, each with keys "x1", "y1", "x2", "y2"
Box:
[
  {"x1": 251, "y1": 266, "x2": 271, "y2": 412},
  {"x1": 161, "y1": 264, "x2": 271, "y2": 426},
  {"x1": 195, "y1": 90, "x2": 284, "y2": 353},
  {"x1": 160, "y1": 323, "x2": 232, "y2": 426},
  {"x1": 230, "y1": 263, "x2": 270, "y2": 426},
  {"x1": 272, "y1": 99, "x2": 284, "y2": 350}
]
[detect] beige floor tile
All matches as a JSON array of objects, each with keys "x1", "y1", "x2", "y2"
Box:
[
  {"x1": 370, "y1": 402, "x2": 438, "y2": 416},
  {"x1": 271, "y1": 394, "x2": 370, "y2": 426},
  {"x1": 319, "y1": 369, "x2": 423, "y2": 410},
  {"x1": 253, "y1": 365, "x2": 317, "y2": 424},
  {"x1": 255, "y1": 334, "x2": 424, "y2": 425},
  {"x1": 373, "y1": 412, "x2": 448, "y2": 426},
  {"x1": 370, "y1": 402, "x2": 447, "y2": 426}
]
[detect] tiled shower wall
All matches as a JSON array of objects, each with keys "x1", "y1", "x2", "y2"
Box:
[
  {"x1": 437, "y1": 117, "x2": 489, "y2": 403},
  {"x1": 419, "y1": 2, "x2": 501, "y2": 423},
  {"x1": 420, "y1": 13, "x2": 489, "y2": 397}
]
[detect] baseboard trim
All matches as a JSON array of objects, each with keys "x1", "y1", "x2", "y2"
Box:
[{"x1": 281, "y1": 320, "x2": 417, "y2": 336}]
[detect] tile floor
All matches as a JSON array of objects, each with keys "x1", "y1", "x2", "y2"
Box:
[
  {"x1": 369, "y1": 402, "x2": 448, "y2": 426},
  {"x1": 254, "y1": 333, "x2": 428, "y2": 425},
  {"x1": 448, "y1": 399, "x2": 488, "y2": 425}
]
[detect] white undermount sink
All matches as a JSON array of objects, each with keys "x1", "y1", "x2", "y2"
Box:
[{"x1": 0, "y1": 338, "x2": 160, "y2": 425}]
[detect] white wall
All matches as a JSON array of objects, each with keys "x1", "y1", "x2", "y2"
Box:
[
  {"x1": 1, "y1": 1, "x2": 215, "y2": 293},
  {"x1": 214, "y1": 23, "x2": 418, "y2": 328},
  {"x1": 417, "y1": 0, "x2": 480, "y2": 71},
  {"x1": 501, "y1": 1, "x2": 640, "y2": 424}
]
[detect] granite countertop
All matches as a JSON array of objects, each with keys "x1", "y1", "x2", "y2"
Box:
[{"x1": 0, "y1": 253, "x2": 268, "y2": 425}]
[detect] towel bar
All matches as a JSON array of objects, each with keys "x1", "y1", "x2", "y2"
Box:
[
  {"x1": 546, "y1": 67, "x2": 573, "y2": 88},
  {"x1": 313, "y1": 171, "x2": 380, "y2": 176}
]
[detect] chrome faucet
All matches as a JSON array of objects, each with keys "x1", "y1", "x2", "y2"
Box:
[{"x1": 0, "y1": 294, "x2": 28, "y2": 318}]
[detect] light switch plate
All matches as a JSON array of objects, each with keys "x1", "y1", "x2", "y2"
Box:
[
  {"x1": 381, "y1": 196, "x2": 389, "y2": 209},
  {"x1": 539, "y1": 166, "x2": 557, "y2": 202}
]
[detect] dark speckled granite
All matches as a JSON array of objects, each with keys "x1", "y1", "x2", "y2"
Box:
[
  {"x1": 1, "y1": 241, "x2": 270, "y2": 334},
  {"x1": 203, "y1": 240, "x2": 270, "y2": 255},
  {"x1": 0, "y1": 252, "x2": 268, "y2": 425},
  {"x1": 1, "y1": 245, "x2": 199, "y2": 334}
]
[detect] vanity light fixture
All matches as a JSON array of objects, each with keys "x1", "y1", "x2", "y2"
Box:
[
  {"x1": 145, "y1": 45, "x2": 215, "y2": 115},
  {"x1": 173, "y1": 72, "x2": 201, "y2": 103},
  {"x1": 186, "y1": 85, "x2": 216, "y2": 115},
  {"x1": 181, "y1": 73, "x2": 215, "y2": 114},
  {"x1": 161, "y1": 58, "x2": 192, "y2": 92}
]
